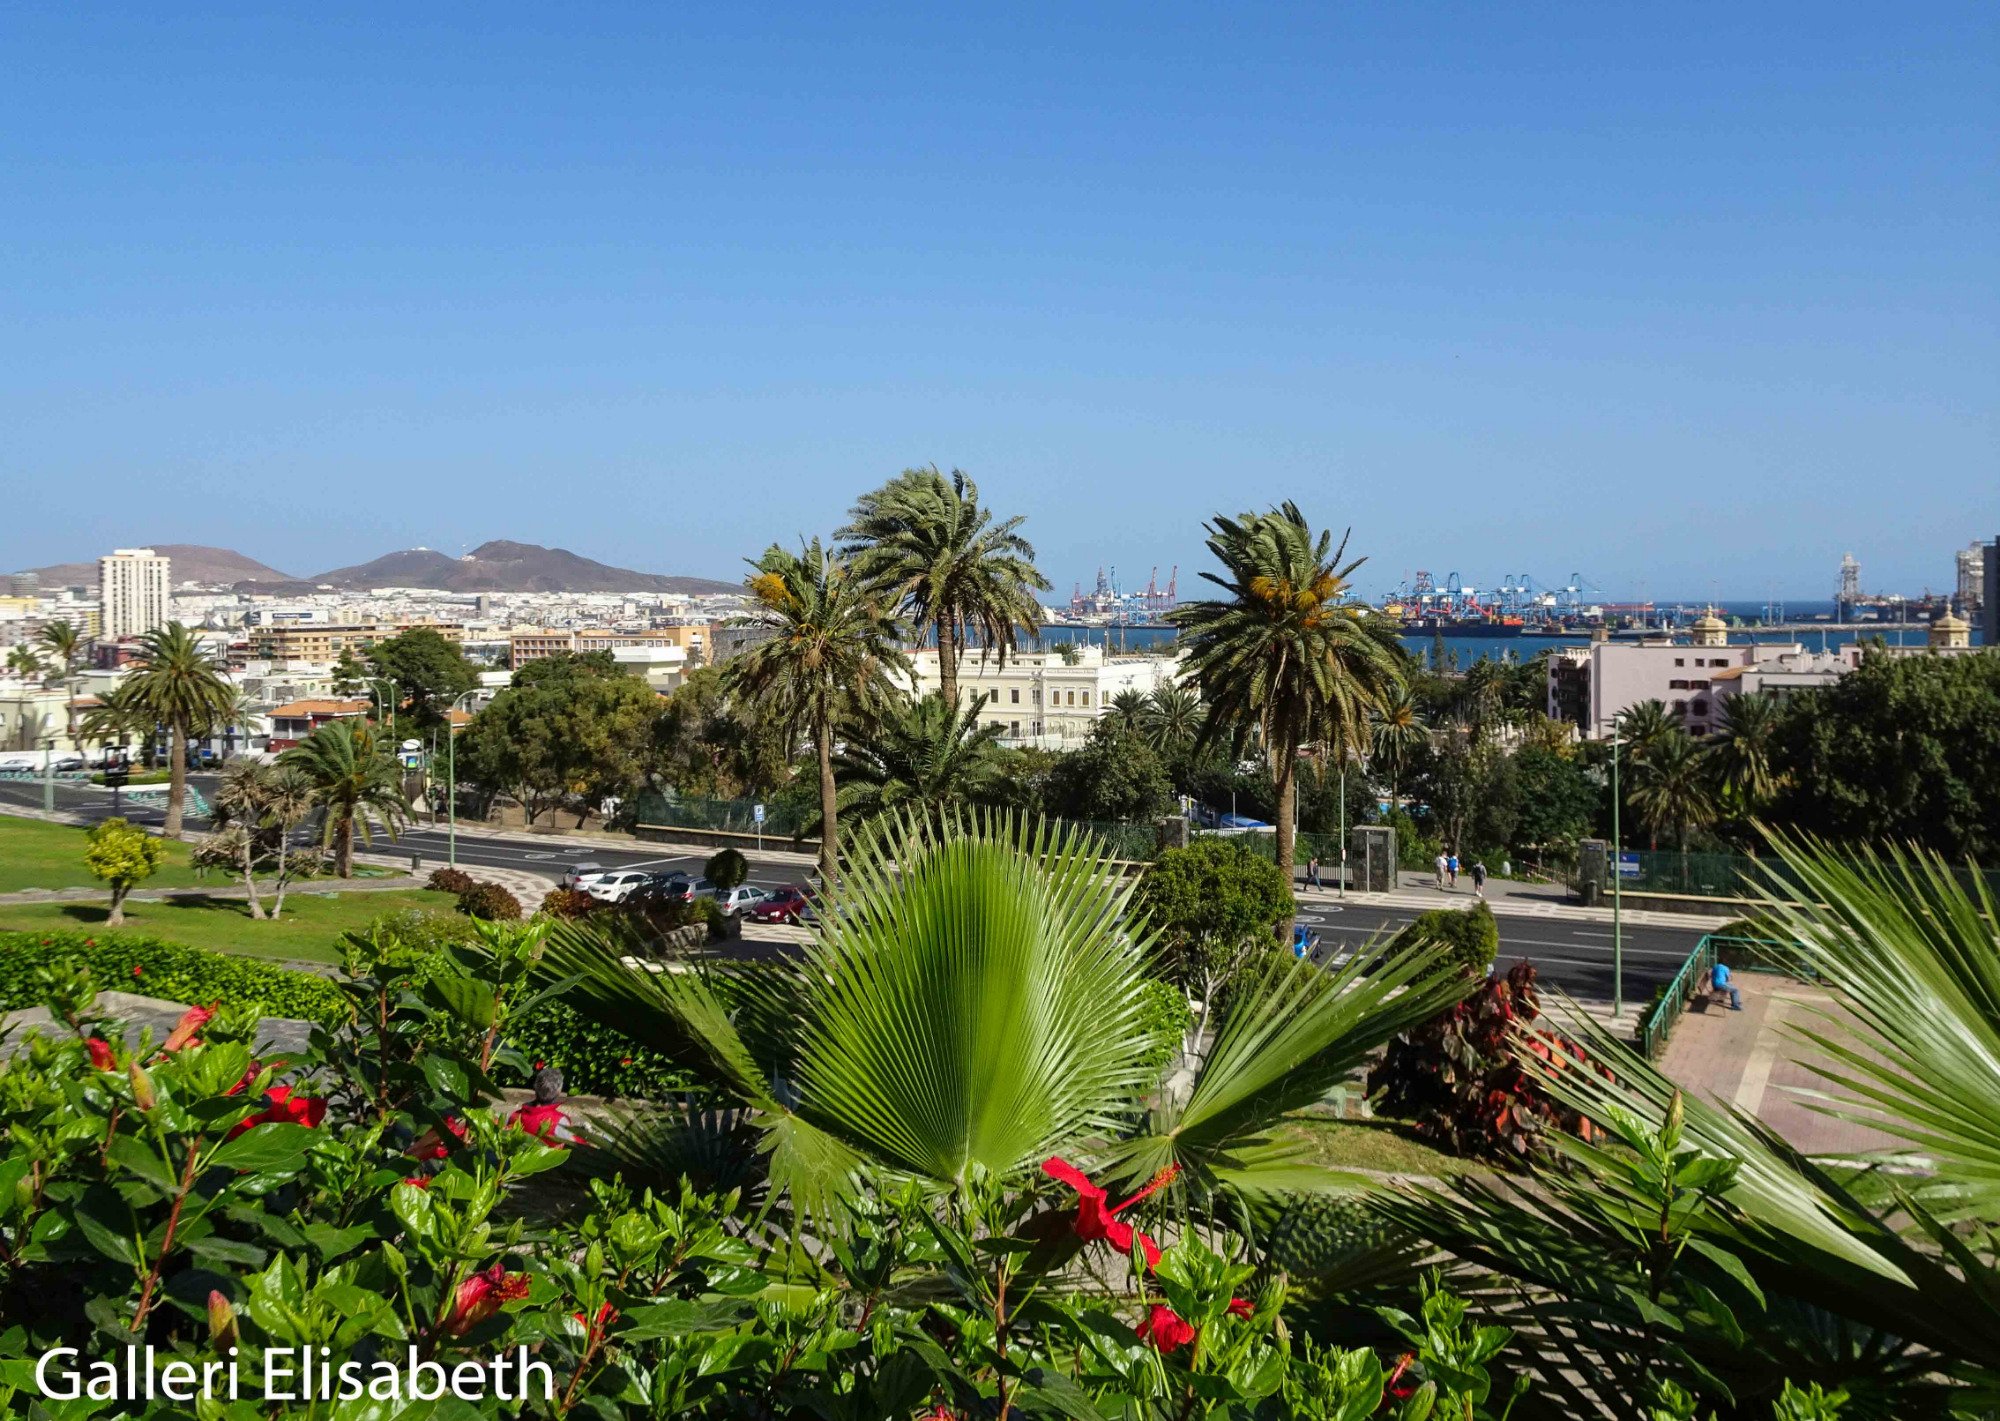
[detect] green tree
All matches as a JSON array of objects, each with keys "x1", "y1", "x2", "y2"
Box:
[
  {"x1": 5, "y1": 645, "x2": 44, "y2": 682},
  {"x1": 84, "y1": 816, "x2": 165, "y2": 926},
  {"x1": 1044, "y1": 718, "x2": 1172, "y2": 823},
  {"x1": 122, "y1": 622, "x2": 236, "y2": 839},
  {"x1": 725, "y1": 539, "x2": 908, "y2": 885},
  {"x1": 1625, "y1": 727, "x2": 1717, "y2": 857},
  {"x1": 1370, "y1": 682, "x2": 1430, "y2": 812},
  {"x1": 367, "y1": 626, "x2": 479, "y2": 732},
  {"x1": 652, "y1": 665, "x2": 789, "y2": 799},
  {"x1": 454, "y1": 669, "x2": 663, "y2": 828},
  {"x1": 1507, "y1": 744, "x2": 1599, "y2": 862},
  {"x1": 198, "y1": 758, "x2": 318, "y2": 918},
  {"x1": 1133, "y1": 837, "x2": 1294, "y2": 1011},
  {"x1": 1137, "y1": 682, "x2": 1203, "y2": 768},
  {"x1": 279, "y1": 717, "x2": 409, "y2": 876},
  {"x1": 1765, "y1": 652, "x2": 2000, "y2": 859},
  {"x1": 817, "y1": 692, "x2": 1008, "y2": 835},
  {"x1": 1170, "y1": 504, "x2": 1401, "y2": 933},
  {"x1": 329, "y1": 647, "x2": 370, "y2": 698},
  {"x1": 1388, "y1": 900, "x2": 1499, "y2": 980},
  {"x1": 704, "y1": 847, "x2": 749, "y2": 891},
  {"x1": 1107, "y1": 687, "x2": 1148, "y2": 730},
  {"x1": 510, "y1": 649, "x2": 621, "y2": 688},
  {"x1": 36, "y1": 620, "x2": 87, "y2": 748},
  {"x1": 837, "y1": 466, "x2": 1050, "y2": 709},
  {"x1": 1616, "y1": 698, "x2": 1678, "y2": 759}
]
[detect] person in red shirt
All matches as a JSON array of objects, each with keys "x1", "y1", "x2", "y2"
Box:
[{"x1": 508, "y1": 1066, "x2": 584, "y2": 1146}]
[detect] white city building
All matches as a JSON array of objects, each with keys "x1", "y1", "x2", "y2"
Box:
[
  {"x1": 900, "y1": 645, "x2": 1181, "y2": 747},
  {"x1": 99, "y1": 548, "x2": 171, "y2": 640}
]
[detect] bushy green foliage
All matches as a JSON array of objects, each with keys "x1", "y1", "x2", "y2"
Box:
[
  {"x1": 1134, "y1": 836, "x2": 1294, "y2": 992},
  {"x1": 703, "y1": 847, "x2": 748, "y2": 889},
  {"x1": 536, "y1": 885, "x2": 598, "y2": 918},
  {"x1": 0, "y1": 930, "x2": 344, "y2": 1022},
  {"x1": 456, "y1": 880, "x2": 523, "y2": 921},
  {"x1": 1394, "y1": 900, "x2": 1499, "y2": 979},
  {"x1": 82, "y1": 816, "x2": 164, "y2": 901}
]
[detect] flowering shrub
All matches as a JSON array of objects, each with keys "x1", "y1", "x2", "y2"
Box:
[
  {"x1": 427, "y1": 865, "x2": 478, "y2": 894},
  {"x1": 457, "y1": 880, "x2": 524, "y2": 921}
]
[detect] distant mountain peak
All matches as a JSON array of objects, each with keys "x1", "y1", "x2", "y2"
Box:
[{"x1": 306, "y1": 540, "x2": 738, "y2": 595}]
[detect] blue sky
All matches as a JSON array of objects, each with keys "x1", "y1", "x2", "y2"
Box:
[{"x1": 3, "y1": 4, "x2": 1994, "y2": 600}]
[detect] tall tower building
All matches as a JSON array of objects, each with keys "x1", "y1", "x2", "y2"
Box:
[{"x1": 99, "y1": 548, "x2": 171, "y2": 639}]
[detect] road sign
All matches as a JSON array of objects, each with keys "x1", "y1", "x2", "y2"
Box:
[
  {"x1": 752, "y1": 803, "x2": 765, "y2": 824},
  {"x1": 1617, "y1": 852, "x2": 1641, "y2": 879}
]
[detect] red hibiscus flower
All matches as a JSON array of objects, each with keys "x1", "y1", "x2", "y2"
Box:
[
  {"x1": 1227, "y1": 1297, "x2": 1254, "y2": 1319},
  {"x1": 227, "y1": 1085, "x2": 327, "y2": 1139},
  {"x1": 1135, "y1": 1304, "x2": 1197, "y2": 1352},
  {"x1": 85, "y1": 1037, "x2": 116, "y2": 1070},
  {"x1": 1042, "y1": 1158, "x2": 1177, "y2": 1268},
  {"x1": 159, "y1": 1002, "x2": 215, "y2": 1055},
  {"x1": 1383, "y1": 1351, "x2": 1416, "y2": 1402},
  {"x1": 401, "y1": 1175, "x2": 432, "y2": 1189},
  {"x1": 130, "y1": 964, "x2": 142, "y2": 978},
  {"x1": 447, "y1": 1263, "x2": 531, "y2": 1335},
  {"x1": 223, "y1": 1062, "x2": 262, "y2": 1097},
  {"x1": 570, "y1": 1301, "x2": 617, "y2": 1337},
  {"x1": 508, "y1": 1101, "x2": 567, "y2": 1145},
  {"x1": 411, "y1": 1115, "x2": 468, "y2": 1161}
]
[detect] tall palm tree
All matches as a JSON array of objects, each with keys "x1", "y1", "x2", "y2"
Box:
[
  {"x1": 813, "y1": 692, "x2": 1008, "y2": 834},
  {"x1": 725, "y1": 539, "x2": 908, "y2": 886},
  {"x1": 1453, "y1": 658, "x2": 1506, "y2": 743},
  {"x1": 1169, "y1": 504, "x2": 1401, "y2": 921},
  {"x1": 837, "y1": 466, "x2": 1050, "y2": 709},
  {"x1": 36, "y1": 621, "x2": 87, "y2": 749},
  {"x1": 5, "y1": 645, "x2": 45, "y2": 681},
  {"x1": 279, "y1": 717, "x2": 409, "y2": 876},
  {"x1": 1137, "y1": 682, "x2": 1203, "y2": 763},
  {"x1": 544, "y1": 813, "x2": 1468, "y2": 1223},
  {"x1": 1369, "y1": 682, "x2": 1429, "y2": 812},
  {"x1": 122, "y1": 622, "x2": 236, "y2": 839},
  {"x1": 1708, "y1": 691, "x2": 1783, "y2": 810},
  {"x1": 78, "y1": 680, "x2": 148, "y2": 762},
  {"x1": 1625, "y1": 727, "x2": 1716, "y2": 858}
]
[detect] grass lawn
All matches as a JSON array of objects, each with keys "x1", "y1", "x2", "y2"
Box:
[
  {"x1": 0, "y1": 814, "x2": 390, "y2": 894},
  {"x1": 1280, "y1": 1115, "x2": 1483, "y2": 1179},
  {"x1": 0, "y1": 888, "x2": 458, "y2": 963}
]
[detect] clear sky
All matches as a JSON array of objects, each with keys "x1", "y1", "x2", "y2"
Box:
[{"x1": 3, "y1": 4, "x2": 1995, "y2": 601}]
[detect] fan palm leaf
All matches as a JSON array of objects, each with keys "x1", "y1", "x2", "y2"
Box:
[{"x1": 810, "y1": 691, "x2": 1008, "y2": 835}]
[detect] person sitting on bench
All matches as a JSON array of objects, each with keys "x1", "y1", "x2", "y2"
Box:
[{"x1": 1710, "y1": 960, "x2": 1742, "y2": 1011}]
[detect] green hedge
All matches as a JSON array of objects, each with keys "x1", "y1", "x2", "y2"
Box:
[{"x1": 0, "y1": 930, "x2": 344, "y2": 1023}]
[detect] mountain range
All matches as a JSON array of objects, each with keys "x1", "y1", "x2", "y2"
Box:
[{"x1": 15, "y1": 540, "x2": 740, "y2": 596}]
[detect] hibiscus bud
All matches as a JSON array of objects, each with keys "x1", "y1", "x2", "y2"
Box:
[
  {"x1": 128, "y1": 1060, "x2": 156, "y2": 1110},
  {"x1": 207, "y1": 1290, "x2": 238, "y2": 1349},
  {"x1": 85, "y1": 1037, "x2": 115, "y2": 1070},
  {"x1": 1665, "y1": 1089, "x2": 1684, "y2": 1139},
  {"x1": 159, "y1": 1003, "x2": 215, "y2": 1055}
]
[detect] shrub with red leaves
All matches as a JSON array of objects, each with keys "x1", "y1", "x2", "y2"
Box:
[{"x1": 1367, "y1": 960, "x2": 1598, "y2": 1162}]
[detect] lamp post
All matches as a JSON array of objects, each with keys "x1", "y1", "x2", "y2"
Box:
[
  {"x1": 445, "y1": 691, "x2": 480, "y2": 869},
  {"x1": 1609, "y1": 716, "x2": 1625, "y2": 1020},
  {"x1": 363, "y1": 677, "x2": 399, "y2": 730}
]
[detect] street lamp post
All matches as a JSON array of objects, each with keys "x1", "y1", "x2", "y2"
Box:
[
  {"x1": 1337, "y1": 747, "x2": 1347, "y2": 898},
  {"x1": 363, "y1": 678, "x2": 399, "y2": 729},
  {"x1": 445, "y1": 691, "x2": 480, "y2": 869},
  {"x1": 1609, "y1": 719, "x2": 1625, "y2": 1019}
]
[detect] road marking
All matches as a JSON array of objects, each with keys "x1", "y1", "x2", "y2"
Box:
[{"x1": 1574, "y1": 930, "x2": 1615, "y2": 938}]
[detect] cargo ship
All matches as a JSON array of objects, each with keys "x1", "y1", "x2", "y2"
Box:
[{"x1": 1399, "y1": 613, "x2": 1526, "y2": 638}]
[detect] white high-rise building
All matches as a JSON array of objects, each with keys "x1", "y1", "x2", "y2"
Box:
[{"x1": 99, "y1": 548, "x2": 171, "y2": 639}]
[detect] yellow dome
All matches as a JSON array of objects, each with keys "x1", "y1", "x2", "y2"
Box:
[
  {"x1": 1692, "y1": 614, "x2": 1726, "y2": 630},
  {"x1": 1934, "y1": 610, "x2": 1969, "y2": 630}
]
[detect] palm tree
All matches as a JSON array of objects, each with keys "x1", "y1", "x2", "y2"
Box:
[
  {"x1": 1453, "y1": 658, "x2": 1506, "y2": 743},
  {"x1": 543, "y1": 813, "x2": 1469, "y2": 1224},
  {"x1": 1106, "y1": 687, "x2": 1148, "y2": 731},
  {"x1": 813, "y1": 692, "x2": 1008, "y2": 834},
  {"x1": 203, "y1": 758, "x2": 318, "y2": 917},
  {"x1": 837, "y1": 466, "x2": 1050, "y2": 709},
  {"x1": 1625, "y1": 727, "x2": 1717, "y2": 864},
  {"x1": 36, "y1": 621, "x2": 86, "y2": 748},
  {"x1": 121, "y1": 622, "x2": 236, "y2": 839},
  {"x1": 5, "y1": 645, "x2": 45, "y2": 681},
  {"x1": 1615, "y1": 698, "x2": 1676, "y2": 759},
  {"x1": 1708, "y1": 691, "x2": 1783, "y2": 810},
  {"x1": 1137, "y1": 682, "x2": 1203, "y2": 763},
  {"x1": 1169, "y1": 504, "x2": 1401, "y2": 922},
  {"x1": 725, "y1": 539, "x2": 909, "y2": 886},
  {"x1": 279, "y1": 717, "x2": 409, "y2": 876},
  {"x1": 1369, "y1": 682, "x2": 1429, "y2": 812}
]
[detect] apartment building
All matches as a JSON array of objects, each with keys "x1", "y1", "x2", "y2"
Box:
[
  {"x1": 508, "y1": 624, "x2": 710, "y2": 670},
  {"x1": 99, "y1": 548, "x2": 171, "y2": 639},
  {"x1": 244, "y1": 621, "x2": 465, "y2": 661}
]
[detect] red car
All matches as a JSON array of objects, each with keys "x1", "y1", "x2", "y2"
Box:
[{"x1": 748, "y1": 884, "x2": 814, "y2": 925}]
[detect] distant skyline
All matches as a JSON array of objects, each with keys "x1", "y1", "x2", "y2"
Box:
[{"x1": 3, "y1": 5, "x2": 1995, "y2": 597}]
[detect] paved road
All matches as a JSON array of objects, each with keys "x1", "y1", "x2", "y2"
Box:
[{"x1": 2, "y1": 777, "x2": 1704, "y2": 1003}]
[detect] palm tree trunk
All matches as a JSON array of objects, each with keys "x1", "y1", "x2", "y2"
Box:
[
  {"x1": 936, "y1": 614, "x2": 957, "y2": 709},
  {"x1": 336, "y1": 812, "x2": 355, "y2": 878},
  {"x1": 1274, "y1": 753, "x2": 1297, "y2": 941},
  {"x1": 164, "y1": 722, "x2": 188, "y2": 839},
  {"x1": 815, "y1": 719, "x2": 839, "y2": 888}
]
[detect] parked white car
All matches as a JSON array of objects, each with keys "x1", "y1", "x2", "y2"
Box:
[
  {"x1": 584, "y1": 870, "x2": 653, "y2": 903},
  {"x1": 559, "y1": 862, "x2": 607, "y2": 890}
]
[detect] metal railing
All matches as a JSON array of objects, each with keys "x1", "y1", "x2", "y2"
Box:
[{"x1": 1635, "y1": 934, "x2": 1791, "y2": 1059}]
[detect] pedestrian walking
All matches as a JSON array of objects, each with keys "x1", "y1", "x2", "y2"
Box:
[
  {"x1": 1470, "y1": 860, "x2": 1487, "y2": 897},
  {"x1": 1434, "y1": 852, "x2": 1448, "y2": 889},
  {"x1": 1447, "y1": 852, "x2": 1459, "y2": 889},
  {"x1": 1307, "y1": 855, "x2": 1321, "y2": 889}
]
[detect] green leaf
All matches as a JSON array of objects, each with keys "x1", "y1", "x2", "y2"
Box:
[
  {"x1": 185, "y1": 1235, "x2": 267, "y2": 1268},
  {"x1": 207, "y1": 1123, "x2": 317, "y2": 1175}
]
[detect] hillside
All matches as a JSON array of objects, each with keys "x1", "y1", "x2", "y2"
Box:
[
  {"x1": 309, "y1": 540, "x2": 739, "y2": 595},
  {"x1": 16, "y1": 545, "x2": 295, "y2": 588}
]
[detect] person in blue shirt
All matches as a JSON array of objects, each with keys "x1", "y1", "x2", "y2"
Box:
[{"x1": 1711, "y1": 960, "x2": 1742, "y2": 1011}]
